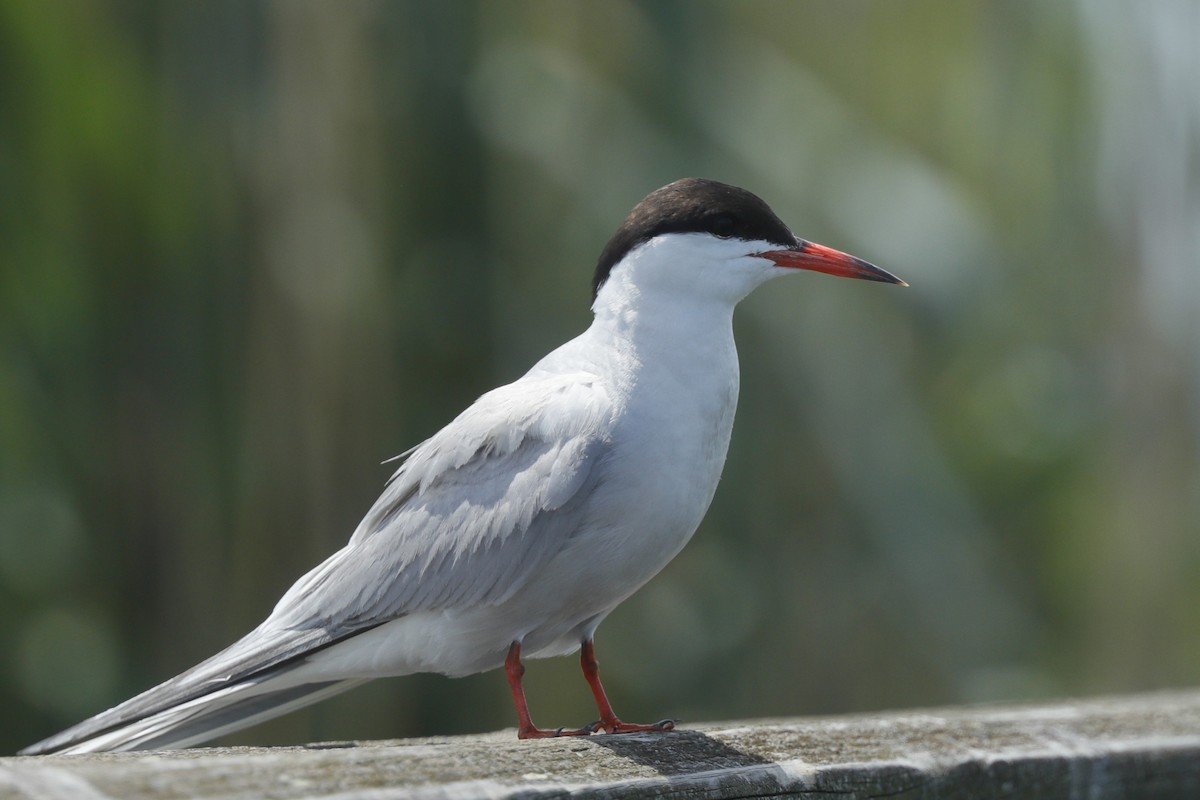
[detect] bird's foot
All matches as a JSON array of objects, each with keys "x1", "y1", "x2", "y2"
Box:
[
  {"x1": 516, "y1": 723, "x2": 598, "y2": 739},
  {"x1": 596, "y1": 717, "x2": 676, "y2": 735},
  {"x1": 517, "y1": 719, "x2": 674, "y2": 738}
]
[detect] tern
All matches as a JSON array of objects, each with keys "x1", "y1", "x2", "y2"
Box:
[{"x1": 21, "y1": 178, "x2": 904, "y2": 755}]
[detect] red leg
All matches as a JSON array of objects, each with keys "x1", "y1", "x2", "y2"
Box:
[
  {"x1": 580, "y1": 639, "x2": 675, "y2": 735},
  {"x1": 505, "y1": 641, "x2": 593, "y2": 739}
]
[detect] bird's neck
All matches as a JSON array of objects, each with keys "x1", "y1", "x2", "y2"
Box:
[
  {"x1": 590, "y1": 277, "x2": 729, "y2": 352},
  {"x1": 585, "y1": 239, "x2": 762, "y2": 363},
  {"x1": 582, "y1": 274, "x2": 742, "y2": 507},
  {"x1": 586, "y1": 275, "x2": 740, "y2": 392}
]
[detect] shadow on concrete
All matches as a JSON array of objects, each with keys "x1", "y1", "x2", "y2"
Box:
[{"x1": 587, "y1": 729, "x2": 774, "y2": 777}]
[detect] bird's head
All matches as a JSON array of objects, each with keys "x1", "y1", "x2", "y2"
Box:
[{"x1": 592, "y1": 178, "x2": 905, "y2": 310}]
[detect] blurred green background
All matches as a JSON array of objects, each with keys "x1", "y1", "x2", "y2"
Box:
[{"x1": 3, "y1": 1, "x2": 1199, "y2": 753}]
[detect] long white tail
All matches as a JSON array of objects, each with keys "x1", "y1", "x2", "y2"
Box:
[
  {"x1": 43, "y1": 677, "x2": 364, "y2": 754},
  {"x1": 20, "y1": 622, "x2": 379, "y2": 755}
]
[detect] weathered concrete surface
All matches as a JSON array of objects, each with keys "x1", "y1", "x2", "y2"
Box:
[{"x1": 3, "y1": 690, "x2": 1199, "y2": 799}]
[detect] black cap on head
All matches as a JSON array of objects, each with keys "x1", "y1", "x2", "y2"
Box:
[{"x1": 592, "y1": 178, "x2": 797, "y2": 300}]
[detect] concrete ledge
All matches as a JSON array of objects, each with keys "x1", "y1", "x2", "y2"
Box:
[{"x1": 3, "y1": 690, "x2": 1199, "y2": 799}]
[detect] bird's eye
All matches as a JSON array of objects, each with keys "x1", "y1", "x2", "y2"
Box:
[{"x1": 708, "y1": 213, "x2": 737, "y2": 239}]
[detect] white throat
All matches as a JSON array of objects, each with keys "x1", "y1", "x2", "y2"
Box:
[{"x1": 590, "y1": 234, "x2": 783, "y2": 345}]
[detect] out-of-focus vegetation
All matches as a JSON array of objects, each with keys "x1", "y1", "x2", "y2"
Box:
[{"x1": 3, "y1": 1, "x2": 1198, "y2": 753}]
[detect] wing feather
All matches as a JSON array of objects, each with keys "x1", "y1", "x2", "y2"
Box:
[
  {"x1": 22, "y1": 369, "x2": 613, "y2": 754},
  {"x1": 18, "y1": 624, "x2": 355, "y2": 754},
  {"x1": 268, "y1": 371, "x2": 613, "y2": 629}
]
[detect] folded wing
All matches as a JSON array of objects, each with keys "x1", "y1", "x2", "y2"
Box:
[{"x1": 21, "y1": 371, "x2": 614, "y2": 754}]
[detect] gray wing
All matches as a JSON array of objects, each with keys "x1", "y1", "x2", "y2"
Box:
[
  {"x1": 21, "y1": 371, "x2": 613, "y2": 754},
  {"x1": 268, "y1": 373, "x2": 614, "y2": 630},
  {"x1": 18, "y1": 624, "x2": 353, "y2": 754}
]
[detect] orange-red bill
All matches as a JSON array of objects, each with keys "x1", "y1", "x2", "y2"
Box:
[{"x1": 759, "y1": 240, "x2": 907, "y2": 286}]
